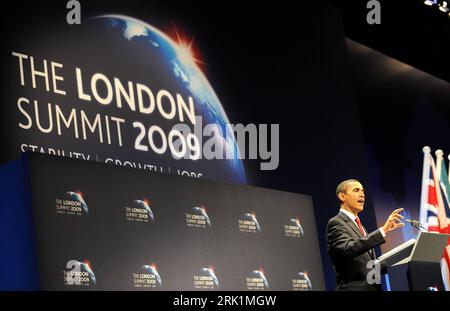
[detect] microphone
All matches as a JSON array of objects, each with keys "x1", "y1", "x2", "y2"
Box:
[
  {"x1": 405, "y1": 219, "x2": 428, "y2": 232},
  {"x1": 405, "y1": 219, "x2": 420, "y2": 225}
]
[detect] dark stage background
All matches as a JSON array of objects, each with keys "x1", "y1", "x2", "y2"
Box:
[
  {"x1": 1, "y1": 0, "x2": 374, "y2": 290},
  {"x1": 4, "y1": 1, "x2": 448, "y2": 291}
]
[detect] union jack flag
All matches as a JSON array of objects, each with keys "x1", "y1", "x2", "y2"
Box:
[{"x1": 419, "y1": 147, "x2": 450, "y2": 291}]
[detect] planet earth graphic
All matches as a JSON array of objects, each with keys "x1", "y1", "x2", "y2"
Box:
[
  {"x1": 200, "y1": 267, "x2": 219, "y2": 288},
  {"x1": 133, "y1": 199, "x2": 154, "y2": 221},
  {"x1": 289, "y1": 218, "x2": 304, "y2": 236},
  {"x1": 142, "y1": 264, "x2": 162, "y2": 287},
  {"x1": 297, "y1": 272, "x2": 312, "y2": 290},
  {"x1": 83, "y1": 15, "x2": 247, "y2": 184},
  {"x1": 65, "y1": 191, "x2": 89, "y2": 215},
  {"x1": 251, "y1": 270, "x2": 269, "y2": 288},
  {"x1": 192, "y1": 206, "x2": 211, "y2": 227}
]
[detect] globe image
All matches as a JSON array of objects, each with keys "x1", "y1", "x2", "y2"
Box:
[
  {"x1": 297, "y1": 272, "x2": 312, "y2": 290},
  {"x1": 289, "y1": 218, "x2": 304, "y2": 236},
  {"x1": 65, "y1": 191, "x2": 89, "y2": 215},
  {"x1": 142, "y1": 264, "x2": 162, "y2": 287},
  {"x1": 83, "y1": 15, "x2": 247, "y2": 184},
  {"x1": 133, "y1": 199, "x2": 154, "y2": 221},
  {"x1": 251, "y1": 270, "x2": 269, "y2": 288},
  {"x1": 192, "y1": 206, "x2": 211, "y2": 227},
  {"x1": 243, "y1": 212, "x2": 261, "y2": 231},
  {"x1": 200, "y1": 267, "x2": 219, "y2": 288}
]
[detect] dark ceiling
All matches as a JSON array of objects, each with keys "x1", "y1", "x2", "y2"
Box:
[{"x1": 325, "y1": 0, "x2": 450, "y2": 83}]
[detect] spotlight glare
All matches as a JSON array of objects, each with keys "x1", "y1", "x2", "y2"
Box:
[
  {"x1": 424, "y1": 0, "x2": 436, "y2": 6},
  {"x1": 439, "y1": 1, "x2": 449, "y2": 12}
]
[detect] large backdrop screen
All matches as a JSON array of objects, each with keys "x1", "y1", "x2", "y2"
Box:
[
  {"x1": 8, "y1": 14, "x2": 246, "y2": 184},
  {"x1": 26, "y1": 153, "x2": 325, "y2": 290}
]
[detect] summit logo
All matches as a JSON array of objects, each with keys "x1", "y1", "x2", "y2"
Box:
[
  {"x1": 246, "y1": 269, "x2": 269, "y2": 290},
  {"x1": 125, "y1": 199, "x2": 155, "y2": 223},
  {"x1": 64, "y1": 259, "x2": 96, "y2": 287},
  {"x1": 193, "y1": 267, "x2": 219, "y2": 289},
  {"x1": 239, "y1": 212, "x2": 261, "y2": 233},
  {"x1": 56, "y1": 191, "x2": 89, "y2": 216},
  {"x1": 185, "y1": 206, "x2": 211, "y2": 229},
  {"x1": 292, "y1": 271, "x2": 312, "y2": 291},
  {"x1": 284, "y1": 217, "x2": 304, "y2": 238},
  {"x1": 133, "y1": 263, "x2": 162, "y2": 288}
]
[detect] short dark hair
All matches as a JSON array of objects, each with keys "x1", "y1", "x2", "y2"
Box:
[{"x1": 336, "y1": 179, "x2": 361, "y2": 203}]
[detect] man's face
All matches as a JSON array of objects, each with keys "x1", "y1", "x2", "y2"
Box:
[{"x1": 339, "y1": 181, "x2": 365, "y2": 213}]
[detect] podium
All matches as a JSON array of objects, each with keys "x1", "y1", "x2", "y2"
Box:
[{"x1": 378, "y1": 232, "x2": 450, "y2": 291}]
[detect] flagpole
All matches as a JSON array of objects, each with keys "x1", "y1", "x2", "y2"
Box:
[
  {"x1": 448, "y1": 154, "x2": 450, "y2": 184},
  {"x1": 436, "y1": 150, "x2": 444, "y2": 177},
  {"x1": 420, "y1": 146, "x2": 431, "y2": 226}
]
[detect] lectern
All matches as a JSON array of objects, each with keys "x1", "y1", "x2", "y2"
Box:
[{"x1": 378, "y1": 232, "x2": 450, "y2": 291}]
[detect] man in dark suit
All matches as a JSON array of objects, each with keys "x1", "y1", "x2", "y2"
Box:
[{"x1": 327, "y1": 179, "x2": 404, "y2": 291}]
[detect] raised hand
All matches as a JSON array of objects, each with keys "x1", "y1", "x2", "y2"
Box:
[{"x1": 382, "y1": 208, "x2": 405, "y2": 233}]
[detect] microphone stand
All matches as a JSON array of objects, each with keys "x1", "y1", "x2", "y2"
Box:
[{"x1": 406, "y1": 219, "x2": 429, "y2": 233}]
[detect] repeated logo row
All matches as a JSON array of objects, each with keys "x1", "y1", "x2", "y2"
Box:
[
  {"x1": 63, "y1": 259, "x2": 312, "y2": 290},
  {"x1": 55, "y1": 191, "x2": 305, "y2": 237}
]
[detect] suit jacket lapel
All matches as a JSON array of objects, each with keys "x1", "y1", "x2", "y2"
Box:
[
  {"x1": 338, "y1": 212, "x2": 363, "y2": 239},
  {"x1": 338, "y1": 212, "x2": 376, "y2": 259}
]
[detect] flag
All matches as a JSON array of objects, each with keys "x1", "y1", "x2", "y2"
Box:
[
  {"x1": 419, "y1": 147, "x2": 450, "y2": 290},
  {"x1": 436, "y1": 150, "x2": 450, "y2": 290}
]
